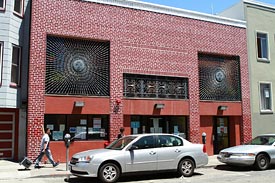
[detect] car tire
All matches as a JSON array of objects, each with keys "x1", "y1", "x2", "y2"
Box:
[
  {"x1": 254, "y1": 154, "x2": 270, "y2": 170},
  {"x1": 98, "y1": 163, "x2": 120, "y2": 183},
  {"x1": 178, "y1": 158, "x2": 195, "y2": 177}
]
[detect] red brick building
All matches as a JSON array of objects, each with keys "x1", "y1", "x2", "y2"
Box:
[{"x1": 28, "y1": 0, "x2": 251, "y2": 162}]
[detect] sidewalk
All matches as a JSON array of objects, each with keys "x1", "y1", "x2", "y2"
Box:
[
  {"x1": 206, "y1": 155, "x2": 222, "y2": 167},
  {"x1": 0, "y1": 155, "x2": 222, "y2": 180},
  {"x1": 0, "y1": 159, "x2": 70, "y2": 180}
]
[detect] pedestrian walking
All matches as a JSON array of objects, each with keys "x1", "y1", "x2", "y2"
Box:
[
  {"x1": 34, "y1": 126, "x2": 59, "y2": 168},
  {"x1": 117, "y1": 127, "x2": 125, "y2": 139}
]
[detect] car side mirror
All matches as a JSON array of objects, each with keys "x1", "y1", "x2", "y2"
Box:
[{"x1": 129, "y1": 145, "x2": 138, "y2": 151}]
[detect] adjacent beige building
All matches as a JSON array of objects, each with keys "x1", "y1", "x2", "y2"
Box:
[{"x1": 221, "y1": 0, "x2": 275, "y2": 137}]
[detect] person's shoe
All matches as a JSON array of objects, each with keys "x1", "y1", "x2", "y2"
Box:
[
  {"x1": 34, "y1": 165, "x2": 40, "y2": 169},
  {"x1": 53, "y1": 161, "x2": 59, "y2": 167}
]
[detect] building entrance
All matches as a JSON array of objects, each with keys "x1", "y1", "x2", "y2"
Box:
[{"x1": 213, "y1": 117, "x2": 229, "y2": 154}]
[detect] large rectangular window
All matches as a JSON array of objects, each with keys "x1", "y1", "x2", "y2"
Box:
[
  {"x1": 0, "y1": 0, "x2": 6, "y2": 10},
  {"x1": 259, "y1": 82, "x2": 273, "y2": 113},
  {"x1": 11, "y1": 45, "x2": 21, "y2": 85},
  {"x1": 44, "y1": 114, "x2": 109, "y2": 141},
  {"x1": 257, "y1": 32, "x2": 269, "y2": 61},
  {"x1": 0, "y1": 42, "x2": 3, "y2": 85},
  {"x1": 13, "y1": 0, "x2": 23, "y2": 16}
]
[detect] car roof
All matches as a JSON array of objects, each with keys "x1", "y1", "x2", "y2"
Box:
[
  {"x1": 257, "y1": 134, "x2": 275, "y2": 137},
  {"x1": 126, "y1": 133, "x2": 182, "y2": 138}
]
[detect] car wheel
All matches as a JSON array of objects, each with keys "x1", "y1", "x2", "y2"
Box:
[
  {"x1": 254, "y1": 154, "x2": 270, "y2": 170},
  {"x1": 98, "y1": 163, "x2": 120, "y2": 183},
  {"x1": 178, "y1": 158, "x2": 195, "y2": 177}
]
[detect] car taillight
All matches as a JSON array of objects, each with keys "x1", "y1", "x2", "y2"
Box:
[{"x1": 203, "y1": 144, "x2": 206, "y2": 153}]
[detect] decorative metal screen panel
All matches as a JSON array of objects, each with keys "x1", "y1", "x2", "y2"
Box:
[
  {"x1": 45, "y1": 36, "x2": 110, "y2": 96},
  {"x1": 199, "y1": 53, "x2": 241, "y2": 101},
  {"x1": 123, "y1": 74, "x2": 188, "y2": 99}
]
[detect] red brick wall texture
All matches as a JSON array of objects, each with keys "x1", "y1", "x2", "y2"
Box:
[{"x1": 28, "y1": 0, "x2": 251, "y2": 158}]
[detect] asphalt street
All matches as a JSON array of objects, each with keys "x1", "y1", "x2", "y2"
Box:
[
  {"x1": 3, "y1": 165, "x2": 275, "y2": 183},
  {"x1": 1, "y1": 156, "x2": 275, "y2": 183}
]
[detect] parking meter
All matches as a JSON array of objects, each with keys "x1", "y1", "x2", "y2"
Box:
[
  {"x1": 64, "y1": 133, "x2": 71, "y2": 171},
  {"x1": 64, "y1": 133, "x2": 71, "y2": 148},
  {"x1": 202, "y1": 132, "x2": 206, "y2": 144}
]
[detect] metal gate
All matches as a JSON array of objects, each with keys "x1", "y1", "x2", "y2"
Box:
[{"x1": 0, "y1": 113, "x2": 15, "y2": 159}]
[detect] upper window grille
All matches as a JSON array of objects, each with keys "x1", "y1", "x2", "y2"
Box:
[
  {"x1": 45, "y1": 36, "x2": 110, "y2": 96},
  {"x1": 199, "y1": 53, "x2": 241, "y2": 101},
  {"x1": 123, "y1": 74, "x2": 188, "y2": 99}
]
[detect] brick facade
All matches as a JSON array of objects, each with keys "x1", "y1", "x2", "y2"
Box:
[{"x1": 28, "y1": 0, "x2": 251, "y2": 159}]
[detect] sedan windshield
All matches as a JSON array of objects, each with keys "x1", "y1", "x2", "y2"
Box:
[
  {"x1": 247, "y1": 136, "x2": 275, "y2": 145},
  {"x1": 106, "y1": 136, "x2": 137, "y2": 150}
]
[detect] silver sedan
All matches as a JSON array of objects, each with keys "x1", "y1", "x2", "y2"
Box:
[
  {"x1": 69, "y1": 133, "x2": 208, "y2": 183},
  {"x1": 217, "y1": 134, "x2": 275, "y2": 170}
]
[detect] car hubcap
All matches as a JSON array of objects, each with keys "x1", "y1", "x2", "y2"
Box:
[
  {"x1": 260, "y1": 158, "x2": 266, "y2": 167},
  {"x1": 182, "y1": 161, "x2": 192, "y2": 174},
  {"x1": 103, "y1": 166, "x2": 117, "y2": 181}
]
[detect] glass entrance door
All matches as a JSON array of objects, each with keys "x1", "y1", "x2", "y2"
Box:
[
  {"x1": 214, "y1": 117, "x2": 229, "y2": 154},
  {"x1": 150, "y1": 118, "x2": 162, "y2": 133}
]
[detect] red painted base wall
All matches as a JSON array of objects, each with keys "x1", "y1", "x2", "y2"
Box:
[{"x1": 46, "y1": 141, "x2": 108, "y2": 163}]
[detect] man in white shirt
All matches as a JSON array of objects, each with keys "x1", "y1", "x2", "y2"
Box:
[{"x1": 34, "y1": 128, "x2": 59, "y2": 168}]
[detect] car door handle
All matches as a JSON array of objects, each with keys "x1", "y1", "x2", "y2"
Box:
[
  {"x1": 149, "y1": 151, "x2": 156, "y2": 155},
  {"x1": 175, "y1": 149, "x2": 181, "y2": 153}
]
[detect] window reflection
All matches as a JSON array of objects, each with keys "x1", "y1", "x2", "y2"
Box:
[{"x1": 44, "y1": 114, "x2": 109, "y2": 141}]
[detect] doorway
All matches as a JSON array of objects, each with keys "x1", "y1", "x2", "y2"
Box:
[
  {"x1": 214, "y1": 117, "x2": 229, "y2": 154},
  {"x1": 0, "y1": 112, "x2": 15, "y2": 159}
]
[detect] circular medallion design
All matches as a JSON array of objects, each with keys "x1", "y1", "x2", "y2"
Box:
[
  {"x1": 45, "y1": 36, "x2": 110, "y2": 96},
  {"x1": 72, "y1": 59, "x2": 86, "y2": 73},
  {"x1": 215, "y1": 70, "x2": 225, "y2": 82}
]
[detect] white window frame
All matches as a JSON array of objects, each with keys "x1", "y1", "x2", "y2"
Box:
[
  {"x1": 0, "y1": 42, "x2": 3, "y2": 86},
  {"x1": 11, "y1": 44, "x2": 21, "y2": 86},
  {"x1": 256, "y1": 31, "x2": 269, "y2": 62},
  {"x1": 259, "y1": 81, "x2": 273, "y2": 113},
  {"x1": 13, "y1": 0, "x2": 24, "y2": 17},
  {"x1": 0, "y1": 0, "x2": 6, "y2": 10}
]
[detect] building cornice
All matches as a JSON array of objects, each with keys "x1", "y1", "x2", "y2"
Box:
[
  {"x1": 82, "y1": 0, "x2": 246, "y2": 28},
  {"x1": 243, "y1": 0, "x2": 275, "y2": 12}
]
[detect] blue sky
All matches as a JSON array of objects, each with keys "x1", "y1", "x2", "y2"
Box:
[{"x1": 138, "y1": 0, "x2": 275, "y2": 14}]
